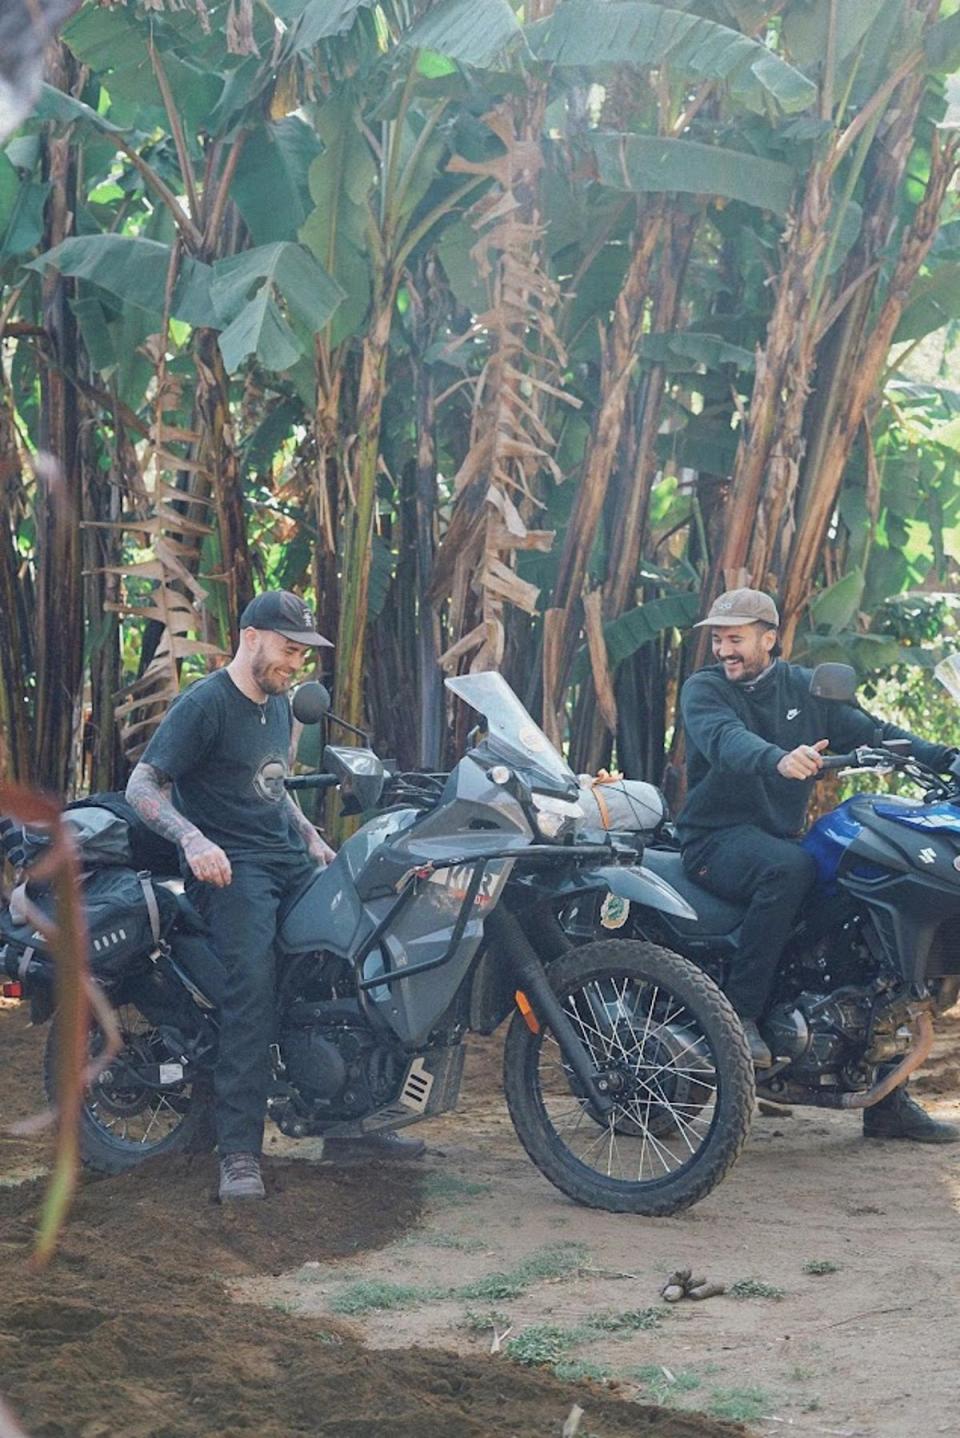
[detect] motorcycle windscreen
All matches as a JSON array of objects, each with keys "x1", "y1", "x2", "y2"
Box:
[{"x1": 446, "y1": 671, "x2": 578, "y2": 798}]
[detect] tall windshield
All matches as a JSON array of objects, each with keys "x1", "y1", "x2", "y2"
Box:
[
  {"x1": 935, "y1": 653, "x2": 960, "y2": 705},
  {"x1": 445, "y1": 672, "x2": 578, "y2": 794}
]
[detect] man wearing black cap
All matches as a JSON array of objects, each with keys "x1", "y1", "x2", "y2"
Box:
[
  {"x1": 675, "y1": 587, "x2": 958, "y2": 1143},
  {"x1": 126, "y1": 589, "x2": 424, "y2": 1200}
]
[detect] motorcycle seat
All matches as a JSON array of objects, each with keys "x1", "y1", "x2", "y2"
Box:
[{"x1": 641, "y1": 849, "x2": 745, "y2": 936}]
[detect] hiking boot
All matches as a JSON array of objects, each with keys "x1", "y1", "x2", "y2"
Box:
[
  {"x1": 742, "y1": 1018, "x2": 773, "y2": 1068},
  {"x1": 322, "y1": 1131, "x2": 426, "y2": 1163},
  {"x1": 218, "y1": 1151, "x2": 266, "y2": 1200},
  {"x1": 862, "y1": 1086, "x2": 960, "y2": 1144}
]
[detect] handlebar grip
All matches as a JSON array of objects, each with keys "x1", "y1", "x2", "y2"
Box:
[
  {"x1": 284, "y1": 774, "x2": 339, "y2": 790},
  {"x1": 818, "y1": 753, "x2": 856, "y2": 772}
]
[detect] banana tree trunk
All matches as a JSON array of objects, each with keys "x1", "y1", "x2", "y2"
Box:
[
  {"x1": 0, "y1": 391, "x2": 31, "y2": 784},
  {"x1": 780, "y1": 132, "x2": 959, "y2": 649},
  {"x1": 334, "y1": 294, "x2": 393, "y2": 734},
  {"x1": 544, "y1": 204, "x2": 664, "y2": 739},
  {"x1": 34, "y1": 58, "x2": 83, "y2": 791},
  {"x1": 194, "y1": 330, "x2": 254, "y2": 645},
  {"x1": 572, "y1": 206, "x2": 699, "y2": 774}
]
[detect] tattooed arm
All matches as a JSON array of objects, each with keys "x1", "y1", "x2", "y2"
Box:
[
  {"x1": 126, "y1": 761, "x2": 232, "y2": 887},
  {"x1": 284, "y1": 794, "x2": 335, "y2": 866}
]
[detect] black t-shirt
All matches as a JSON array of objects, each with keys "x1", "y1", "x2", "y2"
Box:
[
  {"x1": 676, "y1": 659, "x2": 954, "y2": 847},
  {"x1": 141, "y1": 668, "x2": 305, "y2": 861}
]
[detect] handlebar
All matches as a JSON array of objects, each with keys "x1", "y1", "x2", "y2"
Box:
[
  {"x1": 284, "y1": 774, "x2": 340, "y2": 791},
  {"x1": 818, "y1": 753, "x2": 858, "y2": 772}
]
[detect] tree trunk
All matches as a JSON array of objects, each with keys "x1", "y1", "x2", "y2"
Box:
[
  {"x1": 34, "y1": 54, "x2": 83, "y2": 791},
  {"x1": 334, "y1": 295, "x2": 393, "y2": 734},
  {"x1": 0, "y1": 386, "x2": 31, "y2": 784},
  {"x1": 781, "y1": 131, "x2": 960, "y2": 649},
  {"x1": 544, "y1": 203, "x2": 665, "y2": 738},
  {"x1": 194, "y1": 331, "x2": 254, "y2": 645}
]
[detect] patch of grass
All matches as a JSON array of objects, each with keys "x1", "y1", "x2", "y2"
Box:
[
  {"x1": 402, "y1": 1230, "x2": 487, "y2": 1253},
  {"x1": 708, "y1": 1386, "x2": 772, "y2": 1423},
  {"x1": 729, "y1": 1277, "x2": 785, "y2": 1301},
  {"x1": 506, "y1": 1324, "x2": 578, "y2": 1368},
  {"x1": 788, "y1": 1365, "x2": 815, "y2": 1382},
  {"x1": 588, "y1": 1307, "x2": 663, "y2": 1334},
  {"x1": 456, "y1": 1242, "x2": 588, "y2": 1302},
  {"x1": 553, "y1": 1359, "x2": 613, "y2": 1383},
  {"x1": 459, "y1": 1308, "x2": 511, "y2": 1333},
  {"x1": 632, "y1": 1365, "x2": 702, "y2": 1406},
  {"x1": 802, "y1": 1258, "x2": 841, "y2": 1275},
  {"x1": 422, "y1": 1172, "x2": 490, "y2": 1202},
  {"x1": 329, "y1": 1280, "x2": 434, "y2": 1315}
]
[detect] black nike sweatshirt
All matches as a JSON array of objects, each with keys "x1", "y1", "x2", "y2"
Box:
[{"x1": 676, "y1": 660, "x2": 954, "y2": 846}]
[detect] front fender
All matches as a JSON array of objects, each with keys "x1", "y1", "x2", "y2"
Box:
[
  {"x1": 510, "y1": 861, "x2": 696, "y2": 921},
  {"x1": 592, "y1": 864, "x2": 698, "y2": 921}
]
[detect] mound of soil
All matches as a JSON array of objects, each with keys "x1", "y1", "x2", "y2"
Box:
[{"x1": 0, "y1": 1005, "x2": 743, "y2": 1438}]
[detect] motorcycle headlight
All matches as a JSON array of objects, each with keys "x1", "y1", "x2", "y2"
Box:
[{"x1": 532, "y1": 793, "x2": 585, "y2": 841}]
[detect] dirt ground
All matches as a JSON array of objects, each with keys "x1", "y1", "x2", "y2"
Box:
[{"x1": 2, "y1": 998, "x2": 959, "y2": 1438}]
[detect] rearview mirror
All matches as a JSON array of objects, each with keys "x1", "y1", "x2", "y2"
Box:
[
  {"x1": 292, "y1": 681, "x2": 331, "y2": 724},
  {"x1": 322, "y1": 744, "x2": 384, "y2": 813},
  {"x1": 808, "y1": 663, "x2": 857, "y2": 702}
]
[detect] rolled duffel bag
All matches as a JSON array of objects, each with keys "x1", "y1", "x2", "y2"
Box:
[
  {"x1": 576, "y1": 774, "x2": 667, "y2": 839},
  {"x1": 1, "y1": 866, "x2": 181, "y2": 984}
]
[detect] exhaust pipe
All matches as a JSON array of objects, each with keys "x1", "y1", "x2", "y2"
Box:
[{"x1": 836, "y1": 1011, "x2": 935, "y2": 1110}]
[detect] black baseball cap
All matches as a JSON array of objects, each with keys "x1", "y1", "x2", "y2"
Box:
[{"x1": 239, "y1": 590, "x2": 333, "y2": 647}]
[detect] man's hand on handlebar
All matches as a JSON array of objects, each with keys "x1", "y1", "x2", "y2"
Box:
[
  {"x1": 777, "y1": 739, "x2": 829, "y2": 780},
  {"x1": 307, "y1": 831, "x2": 336, "y2": 866}
]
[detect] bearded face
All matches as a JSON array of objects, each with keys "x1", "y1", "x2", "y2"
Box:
[
  {"x1": 711, "y1": 623, "x2": 777, "y2": 684},
  {"x1": 248, "y1": 632, "x2": 311, "y2": 697}
]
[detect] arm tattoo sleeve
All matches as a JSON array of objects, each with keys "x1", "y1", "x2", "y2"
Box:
[
  {"x1": 126, "y1": 762, "x2": 201, "y2": 849},
  {"x1": 284, "y1": 793, "x2": 320, "y2": 840}
]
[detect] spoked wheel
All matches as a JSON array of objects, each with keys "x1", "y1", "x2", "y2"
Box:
[
  {"x1": 44, "y1": 1001, "x2": 214, "y2": 1174},
  {"x1": 503, "y1": 939, "x2": 754, "y2": 1215}
]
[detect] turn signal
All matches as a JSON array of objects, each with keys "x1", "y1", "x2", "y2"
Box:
[{"x1": 515, "y1": 989, "x2": 540, "y2": 1034}]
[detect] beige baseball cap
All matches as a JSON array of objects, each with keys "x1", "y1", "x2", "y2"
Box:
[{"x1": 694, "y1": 587, "x2": 779, "y2": 628}]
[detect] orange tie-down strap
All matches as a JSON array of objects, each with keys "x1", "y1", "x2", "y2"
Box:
[{"x1": 587, "y1": 769, "x2": 623, "y2": 830}]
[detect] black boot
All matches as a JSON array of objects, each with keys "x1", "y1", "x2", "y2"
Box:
[
  {"x1": 863, "y1": 1086, "x2": 960, "y2": 1144},
  {"x1": 741, "y1": 1018, "x2": 773, "y2": 1068}
]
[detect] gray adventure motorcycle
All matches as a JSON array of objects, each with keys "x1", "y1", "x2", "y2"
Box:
[{"x1": 2, "y1": 674, "x2": 755, "y2": 1215}]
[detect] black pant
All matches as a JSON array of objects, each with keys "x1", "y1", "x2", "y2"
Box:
[
  {"x1": 681, "y1": 825, "x2": 818, "y2": 1021},
  {"x1": 186, "y1": 853, "x2": 316, "y2": 1155}
]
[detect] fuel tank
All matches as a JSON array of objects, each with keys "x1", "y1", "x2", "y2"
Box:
[{"x1": 802, "y1": 799, "x2": 863, "y2": 888}]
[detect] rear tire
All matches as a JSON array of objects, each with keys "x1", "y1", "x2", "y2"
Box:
[
  {"x1": 44, "y1": 1002, "x2": 215, "y2": 1175},
  {"x1": 503, "y1": 939, "x2": 754, "y2": 1215}
]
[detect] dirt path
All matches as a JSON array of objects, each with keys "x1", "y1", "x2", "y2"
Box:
[
  {"x1": 242, "y1": 1017, "x2": 960, "y2": 1438},
  {"x1": 2, "y1": 999, "x2": 958, "y2": 1436}
]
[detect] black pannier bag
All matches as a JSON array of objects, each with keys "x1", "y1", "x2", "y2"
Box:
[
  {"x1": 6, "y1": 792, "x2": 180, "y2": 876},
  {"x1": 0, "y1": 867, "x2": 180, "y2": 984}
]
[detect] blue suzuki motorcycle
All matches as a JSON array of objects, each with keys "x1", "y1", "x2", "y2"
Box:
[{"x1": 564, "y1": 661, "x2": 960, "y2": 1114}]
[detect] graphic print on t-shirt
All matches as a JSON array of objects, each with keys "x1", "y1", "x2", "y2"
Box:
[{"x1": 253, "y1": 755, "x2": 288, "y2": 804}]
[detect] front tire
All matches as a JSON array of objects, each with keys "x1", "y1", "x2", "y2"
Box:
[
  {"x1": 44, "y1": 1001, "x2": 215, "y2": 1175},
  {"x1": 503, "y1": 939, "x2": 754, "y2": 1215}
]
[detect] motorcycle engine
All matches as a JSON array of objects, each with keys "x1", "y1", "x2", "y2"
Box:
[
  {"x1": 762, "y1": 989, "x2": 875, "y2": 1083},
  {"x1": 279, "y1": 998, "x2": 405, "y2": 1122}
]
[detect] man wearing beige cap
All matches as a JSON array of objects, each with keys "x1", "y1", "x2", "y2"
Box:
[{"x1": 675, "y1": 587, "x2": 957, "y2": 1142}]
